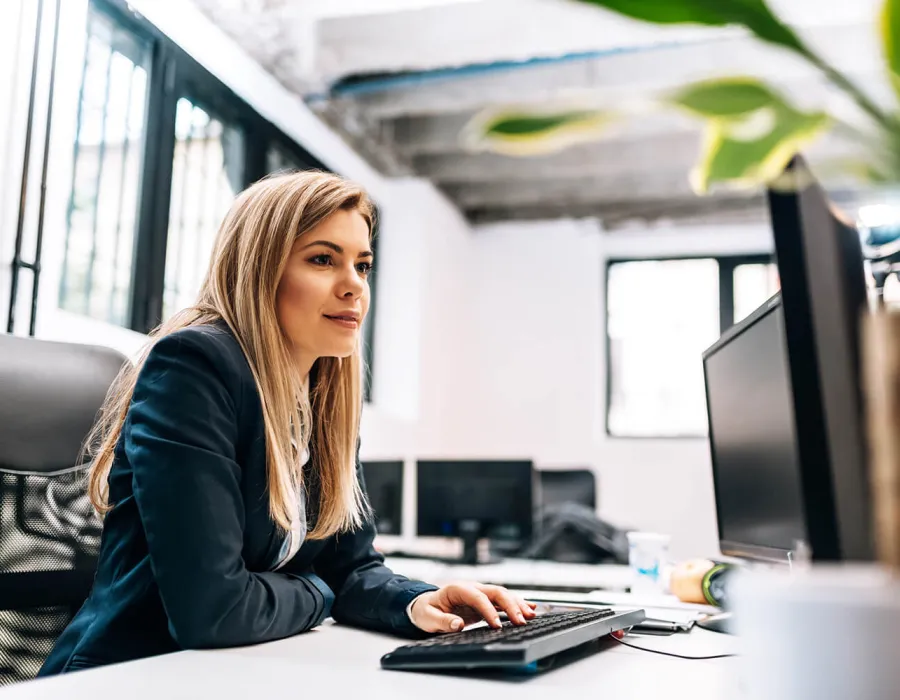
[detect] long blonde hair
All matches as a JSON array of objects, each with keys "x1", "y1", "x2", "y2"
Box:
[{"x1": 86, "y1": 171, "x2": 374, "y2": 539}]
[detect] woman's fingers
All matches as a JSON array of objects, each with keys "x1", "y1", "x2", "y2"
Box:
[
  {"x1": 477, "y1": 584, "x2": 529, "y2": 625},
  {"x1": 518, "y1": 596, "x2": 538, "y2": 619},
  {"x1": 447, "y1": 585, "x2": 502, "y2": 628}
]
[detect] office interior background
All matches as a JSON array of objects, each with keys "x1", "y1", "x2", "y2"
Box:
[{"x1": 1, "y1": 0, "x2": 893, "y2": 561}]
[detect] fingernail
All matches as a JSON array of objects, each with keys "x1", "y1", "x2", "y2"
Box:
[
  {"x1": 451, "y1": 619, "x2": 463, "y2": 631},
  {"x1": 494, "y1": 617, "x2": 502, "y2": 627}
]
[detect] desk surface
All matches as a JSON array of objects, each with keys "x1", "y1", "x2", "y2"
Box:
[
  {"x1": 4, "y1": 621, "x2": 744, "y2": 699},
  {"x1": 383, "y1": 556, "x2": 634, "y2": 592}
]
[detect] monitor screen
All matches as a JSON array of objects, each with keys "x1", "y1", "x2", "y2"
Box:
[
  {"x1": 703, "y1": 296, "x2": 808, "y2": 560},
  {"x1": 360, "y1": 460, "x2": 404, "y2": 536},
  {"x1": 767, "y1": 156, "x2": 873, "y2": 561},
  {"x1": 416, "y1": 460, "x2": 534, "y2": 543}
]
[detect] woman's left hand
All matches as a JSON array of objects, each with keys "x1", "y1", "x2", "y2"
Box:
[{"x1": 409, "y1": 582, "x2": 537, "y2": 633}]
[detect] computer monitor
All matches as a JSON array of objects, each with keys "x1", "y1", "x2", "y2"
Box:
[
  {"x1": 769, "y1": 156, "x2": 874, "y2": 562},
  {"x1": 416, "y1": 459, "x2": 534, "y2": 564},
  {"x1": 703, "y1": 293, "x2": 809, "y2": 563},
  {"x1": 360, "y1": 460, "x2": 403, "y2": 536}
]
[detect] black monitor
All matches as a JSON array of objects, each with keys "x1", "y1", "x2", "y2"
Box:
[
  {"x1": 416, "y1": 460, "x2": 534, "y2": 564},
  {"x1": 703, "y1": 293, "x2": 809, "y2": 562},
  {"x1": 360, "y1": 460, "x2": 403, "y2": 536},
  {"x1": 769, "y1": 156, "x2": 873, "y2": 562}
]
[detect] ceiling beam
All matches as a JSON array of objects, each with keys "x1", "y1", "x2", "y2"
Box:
[
  {"x1": 441, "y1": 171, "x2": 701, "y2": 209},
  {"x1": 329, "y1": 23, "x2": 883, "y2": 119},
  {"x1": 314, "y1": 0, "x2": 880, "y2": 86},
  {"x1": 415, "y1": 130, "x2": 703, "y2": 183},
  {"x1": 392, "y1": 111, "x2": 698, "y2": 156},
  {"x1": 464, "y1": 193, "x2": 769, "y2": 227}
]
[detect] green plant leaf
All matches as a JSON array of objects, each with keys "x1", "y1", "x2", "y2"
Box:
[
  {"x1": 462, "y1": 108, "x2": 614, "y2": 156},
  {"x1": 485, "y1": 112, "x2": 599, "y2": 136},
  {"x1": 670, "y1": 78, "x2": 780, "y2": 117},
  {"x1": 881, "y1": 0, "x2": 900, "y2": 101},
  {"x1": 692, "y1": 100, "x2": 831, "y2": 192},
  {"x1": 574, "y1": 0, "x2": 804, "y2": 53}
]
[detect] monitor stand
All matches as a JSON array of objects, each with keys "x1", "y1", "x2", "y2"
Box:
[
  {"x1": 387, "y1": 521, "x2": 504, "y2": 565},
  {"x1": 459, "y1": 519, "x2": 483, "y2": 565},
  {"x1": 695, "y1": 612, "x2": 734, "y2": 634}
]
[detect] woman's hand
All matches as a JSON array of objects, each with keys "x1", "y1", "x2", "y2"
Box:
[{"x1": 409, "y1": 582, "x2": 537, "y2": 633}]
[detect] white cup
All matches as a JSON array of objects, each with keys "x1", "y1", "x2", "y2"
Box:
[
  {"x1": 733, "y1": 563, "x2": 900, "y2": 700},
  {"x1": 626, "y1": 531, "x2": 671, "y2": 594}
]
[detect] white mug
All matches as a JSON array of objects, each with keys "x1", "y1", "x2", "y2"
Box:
[{"x1": 733, "y1": 563, "x2": 900, "y2": 700}]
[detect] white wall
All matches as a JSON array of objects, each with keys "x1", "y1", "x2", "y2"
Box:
[{"x1": 457, "y1": 218, "x2": 775, "y2": 559}]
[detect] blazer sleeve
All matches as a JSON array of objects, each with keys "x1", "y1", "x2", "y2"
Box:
[
  {"x1": 126, "y1": 329, "x2": 334, "y2": 650},
  {"x1": 312, "y1": 456, "x2": 438, "y2": 638}
]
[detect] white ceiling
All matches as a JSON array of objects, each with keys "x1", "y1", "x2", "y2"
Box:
[{"x1": 191, "y1": 0, "x2": 890, "y2": 226}]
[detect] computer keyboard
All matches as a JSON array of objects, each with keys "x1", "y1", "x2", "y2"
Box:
[{"x1": 381, "y1": 607, "x2": 646, "y2": 671}]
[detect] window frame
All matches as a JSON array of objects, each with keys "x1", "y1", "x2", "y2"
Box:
[
  {"x1": 604, "y1": 253, "x2": 773, "y2": 439},
  {"x1": 90, "y1": 0, "x2": 329, "y2": 333}
]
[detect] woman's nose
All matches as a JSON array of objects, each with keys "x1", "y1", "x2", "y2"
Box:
[{"x1": 338, "y1": 266, "x2": 364, "y2": 298}]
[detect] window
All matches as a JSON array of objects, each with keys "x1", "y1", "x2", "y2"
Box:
[
  {"x1": 23, "y1": 0, "x2": 379, "y2": 399},
  {"x1": 734, "y1": 262, "x2": 779, "y2": 324},
  {"x1": 162, "y1": 98, "x2": 244, "y2": 320},
  {"x1": 267, "y1": 143, "x2": 305, "y2": 174},
  {"x1": 52, "y1": 0, "x2": 329, "y2": 330},
  {"x1": 58, "y1": 6, "x2": 150, "y2": 325},
  {"x1": 606, "y1": 255, "x2": 777, "y2": 438}
]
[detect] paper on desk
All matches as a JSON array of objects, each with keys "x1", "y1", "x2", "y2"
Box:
[
  {"x1": 584, "y1": 590, "x2": 720, "y2": 615},
  {"x1": 514, "y1": 588, "x2": 719, "y2": 624}
]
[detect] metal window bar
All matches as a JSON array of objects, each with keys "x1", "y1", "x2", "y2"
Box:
[
  {"x1": 106, "y1": 61, "x2": 137, "y2": 322},
  {"x1": 193, "y1": 116, "x2": 216, "y2": 290},
  {"x1": 82, "y1": 44, "x2": 115, "y2": 315},
  {"x1": 167, "y1": 98, "x2": 197, "y2": 314},
  {"x1": 59, "y1": 6, "x2": 150, "y2": 326},
  {"x1": 7, "y1": 0, "x2": 63, "y2": 336},
  {"x1": 8, "y1": 0, "x2": 46, "y2": 334},
  {"x1": 58, "y1": 11, "x2": 92, "y2": 310},
  {"x1": 163, "y1": 104, "x2": 242, "y2": 321}
]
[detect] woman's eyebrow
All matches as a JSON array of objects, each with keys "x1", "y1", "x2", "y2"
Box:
[{"x1": 301, "y1": 240, "x2": 373, "y2": 258}]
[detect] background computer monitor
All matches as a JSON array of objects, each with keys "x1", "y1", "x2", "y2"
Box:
[
  {"x1": 769, "y1": 156, "x2": 874, "y2": 562},
  {"x1": 360, "y1": 460, "x2": 404, "y2": 536},
  {"x1": 703, "y1": 294, "x2": 809, "y2": 562},
  {"x1": 416, "y1": 459, "x2": 534, "y2": 564}
]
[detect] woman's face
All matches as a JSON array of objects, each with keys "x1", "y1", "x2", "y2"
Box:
[{"x1": 276, "y1": 208, "x2": 372, "y2": 375}]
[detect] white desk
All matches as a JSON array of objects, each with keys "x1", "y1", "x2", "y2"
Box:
[
  {"x1": 3, "y1": 621, "x2": 743, "y2": 699},
  {"x1": 383, "y1": 556, "x2": 634, "y2": 592}
]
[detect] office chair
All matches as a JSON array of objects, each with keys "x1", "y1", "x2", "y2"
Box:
[
  {"x1": 522, "y1": 469, "x2": 628, "y2": 564},
  {"x1": 0, "y1": 334, "x2": 126, "y2": 685}
]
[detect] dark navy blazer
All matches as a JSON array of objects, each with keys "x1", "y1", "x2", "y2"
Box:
[{"x1": 39, "y1": 323, "x2": 436, "y2": 675}]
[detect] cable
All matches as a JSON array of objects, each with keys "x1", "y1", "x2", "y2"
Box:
[{"x1": 610, "y1": 634, "x2": 738, "y2": 660}]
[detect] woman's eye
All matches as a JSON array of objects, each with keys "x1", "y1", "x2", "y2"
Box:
[
  {"x1": 356, "y1": 262, "x2": 373, "y2": 275},
  {"x1": 309, "y1": 254, "x2": 332, "y2": 266}
]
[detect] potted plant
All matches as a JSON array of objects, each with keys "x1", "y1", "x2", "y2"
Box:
[{"x1": 462, "y1": 0, "x2": 900, "y2": 193}]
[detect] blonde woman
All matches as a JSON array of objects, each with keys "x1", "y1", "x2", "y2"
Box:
[{"x1": 40, "y1": 172, "x2": 535, "y2": 676}]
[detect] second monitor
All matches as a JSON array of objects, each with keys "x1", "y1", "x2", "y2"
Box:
[
  {"x1": 361, "y1": 460, "x2": 404, "y2": 536},
  {"x1": 416, "y1": 459, "x2": 534, "y2": 564}
]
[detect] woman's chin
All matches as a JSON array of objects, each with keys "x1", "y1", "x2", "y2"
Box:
[{"x1": 319, "y1": 344, "x2": 358, "y2": 360}]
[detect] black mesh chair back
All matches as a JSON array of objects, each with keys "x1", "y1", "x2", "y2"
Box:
[{"x1": 0, "y1": 334, "x2": 127, "y2": 685}]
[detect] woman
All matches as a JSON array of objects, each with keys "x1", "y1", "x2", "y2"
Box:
[{"x1": 40, "y1": 171, "x2": 535, "y2": 676}]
